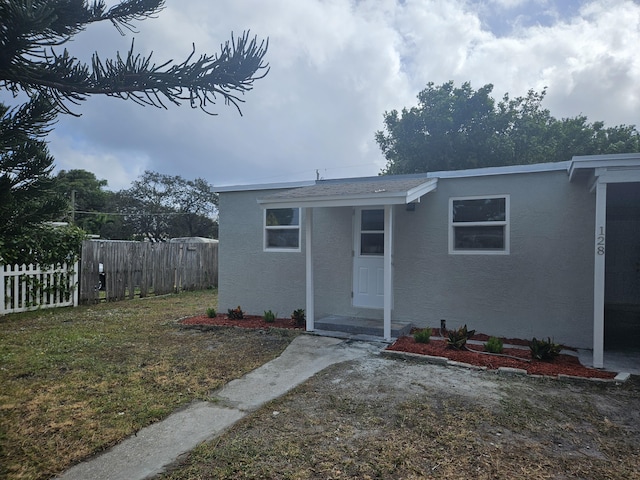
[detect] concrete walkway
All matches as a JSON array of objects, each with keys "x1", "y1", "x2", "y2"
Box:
[{"x1": 56, "y1": 335, "x2": 384, "y2": 480}]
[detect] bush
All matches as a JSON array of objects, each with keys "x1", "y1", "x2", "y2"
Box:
[
  {"x1": 529, "y1": 337, "x2": 562, "y2": 361},
  {"x1": 447, "y1": 324, "x2": 475, "y2": 350},
  {"x1": 291, "y1": 308, "x2": 305, "y2": 327},
  {"x1": 484, "y1": 336, "x2": 503, "y2": 354},
  {"x1": 263, "y1": 310, "x2": 276, "y2": 323},
  {"x1": 413, "y1": 328, "x2": 432, "y2": 344},
  {"x1": 206, "y1": 307, "x2": 217, "y2": 318},
  {"x1": 227, "y1": 306, "x2": 244, "y2": 320}
]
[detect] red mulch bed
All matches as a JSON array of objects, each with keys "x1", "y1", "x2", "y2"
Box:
[
  {"x1": 387, "y1": 336, "x2": 616, "y2": 379},
  {"x1": 180, "y1": 314, "x2": 304, "y2": 330}
]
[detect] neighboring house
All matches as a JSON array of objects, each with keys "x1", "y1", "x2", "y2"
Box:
[{"x1": 216, "y1": 153, "x2": 640, "y2": 368}]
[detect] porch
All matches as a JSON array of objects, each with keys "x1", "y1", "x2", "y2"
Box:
[{"x1": 314, "y1": 315, "x2": 413, "y2": 342}]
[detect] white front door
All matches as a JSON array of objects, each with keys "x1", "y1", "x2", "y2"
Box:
[{"x1": 353, "y1": 208, "x2": 385, "y2": 308}]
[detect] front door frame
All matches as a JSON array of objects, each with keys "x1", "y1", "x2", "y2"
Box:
[{"x1": 353, "y1": 207, "x2": 386, "y2": 309}]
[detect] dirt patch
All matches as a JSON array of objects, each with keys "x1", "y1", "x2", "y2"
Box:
[
  {"x1": 388, "y1": 336, "x2": 616, "y2": 379},
  {"x1": 161, "y1": 355, "x2": 640, "y2": 480}
]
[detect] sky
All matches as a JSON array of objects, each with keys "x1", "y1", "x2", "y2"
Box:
[{"x1": 21, "y1": 0, "x2": 640, "y2": 190}]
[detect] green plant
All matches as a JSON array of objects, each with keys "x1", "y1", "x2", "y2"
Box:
[
  {"x1": 446, "y1": 324, "x2": 475, "y2": 350},
  {"x1": 291, "y1": 308, "x2": 305, "y2": 327},
  {"x1": 206, "y1": 307, "x2": 217, "y2": 318},
  {"x1": 413, "y1": 328, "x2": 432, "y2": 344},
  {"x1": 227, "y1": 306, "x2": 244, "y2": 320},
  {"x1": 484, "y1": 336, "x2": 504, "y2": 354},
  {"x1": 263, "y1": 310, "x2": 276, "y2": 323},
  {"x1": 529, "y1": 337, "x2": 562, "y2": 361}
]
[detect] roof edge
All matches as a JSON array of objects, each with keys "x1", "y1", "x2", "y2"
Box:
[
  {"x1": 217, "y1": 160, "x2": 577, "y2": 193},
  {"x1": 214, "y1": 180, "x2": 315, "y2": 193},
  {"x1": 428, "y1": 161, "x2": 571, "y2": 179}
]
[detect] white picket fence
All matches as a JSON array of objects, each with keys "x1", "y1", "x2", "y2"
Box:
[{"x1": 0, "y1": 262, "x2": 79, "y2": 315}]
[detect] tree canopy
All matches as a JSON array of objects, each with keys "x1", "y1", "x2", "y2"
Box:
[
  {"x1": 376, "y1": 81, "x2": 640, "y2": 175},
  {"x1": 0, "y1": 0, "x2": 267, "y2": 263},
  {"x1": 104, "y1": 171, "x2": 218, "y2": 242},
  {"x1": 55, "y1": 169, "x2": 109, "y2": 234}
]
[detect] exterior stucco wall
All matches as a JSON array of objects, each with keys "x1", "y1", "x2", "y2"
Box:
[
  {"x1": 391, "y1": 170, "x2": 595, "y2": 348},
  {"x1": 218, "y1": 189, "x2": 306, "y2": 316},
  {"x1": 219, "y1": 169, "x2": 596, "y2": 348}
]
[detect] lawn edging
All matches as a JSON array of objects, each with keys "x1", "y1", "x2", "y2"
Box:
[{"x1": 380, "y1": 349, "x2": 631, "y2": 384}]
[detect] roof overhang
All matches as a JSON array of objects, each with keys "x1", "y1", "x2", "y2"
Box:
[
  {"x1": 257, "y1": 177, "x2": 438, "y2": 209},
  {"x1": 568, "y1": 153, "x2": 640, "y2": 183}
]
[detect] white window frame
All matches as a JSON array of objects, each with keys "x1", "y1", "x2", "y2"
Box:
[
  {"x1": 448, "y1": 194, "x2": 510, "y2": 255},
  {"x1": 264, "y1": 207, "x2": 301, "y2": 252},
  {"x1": 357, "y1": 208, "x2": 385, "y2": 257}
]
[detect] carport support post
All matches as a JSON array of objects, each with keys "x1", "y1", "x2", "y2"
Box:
[
  {"x1": 593, "y1": 181, "x2": 606, "y2": 369},
  {"x1": 383, "y1": 205, "x2": 393, "y2": 341},
  {"x1": 305, "y1": 207, "x2": 314, "y2": 331}
]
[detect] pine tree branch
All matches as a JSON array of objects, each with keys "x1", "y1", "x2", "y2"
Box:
[{"x1": 0, "y1": 1, "x2": 268, "y2": 115}]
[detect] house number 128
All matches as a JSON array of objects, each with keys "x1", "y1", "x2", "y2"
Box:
[{"x1": 596, "y1": 226, "x2": 605, "y2": 255}]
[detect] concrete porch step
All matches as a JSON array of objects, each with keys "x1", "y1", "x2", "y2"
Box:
[{"x1": 315, "y1": 315, "x2": 413, "y2": 339}]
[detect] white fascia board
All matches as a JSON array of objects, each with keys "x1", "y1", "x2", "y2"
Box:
[
  {"x1": 572, "y1": 153, "x2": 640, "y2": 163},
  {"x1": 214, "y1": 180, "x2": 315, "y2": 193},
  {"x1": 430, "y1": 161, "x2": 570, "y2": 180},
  {"x1": 406, "y1": 178, "x2": 438, "y2": 203}
]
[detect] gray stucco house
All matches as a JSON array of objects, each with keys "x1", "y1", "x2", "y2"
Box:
[{"x1": 216, "y1": 153, "x2": 640, "y2": 368}]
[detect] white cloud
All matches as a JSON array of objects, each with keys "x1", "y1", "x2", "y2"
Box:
[
  {"x1": 50, "y1": 132, "x2": 150, "y2": 191},
  {"x1": 37, "y1": 0, "x2": 640, "y2": 190}
]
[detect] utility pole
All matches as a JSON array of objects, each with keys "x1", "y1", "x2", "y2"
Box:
[{"x1": 70, "y1": 190, "x2": 76, "y2": 225}]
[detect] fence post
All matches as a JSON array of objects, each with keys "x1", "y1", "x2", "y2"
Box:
[
  {"x1": 0, "y1": 265, "x2": 5, "y2": 314},
  {"x1": 71, "y1": 261, "x2": 79, "y2": 307}
]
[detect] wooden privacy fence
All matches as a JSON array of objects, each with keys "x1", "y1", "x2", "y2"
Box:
[
  {"x1": 1, "y1": 262, "x2": 79, "y2": 314},
  {"x1": 79, "y1": 240, "x2": 218, "y2": 303}
]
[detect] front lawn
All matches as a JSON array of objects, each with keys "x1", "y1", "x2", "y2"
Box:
[{"x1": 0, "y1": 290, "x2": 299, "y2": 480}]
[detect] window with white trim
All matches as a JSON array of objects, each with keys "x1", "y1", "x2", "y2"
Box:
[
  {"x1": 449, "y1": 195, "x2": 509, "y2": 254},
  {"x1": 264, "y1": 208, "x2": 300, "y2": 251}
]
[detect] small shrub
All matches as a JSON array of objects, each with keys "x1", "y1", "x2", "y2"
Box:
[
  {"x1": 227, "y1": 306, "x2": 244, "y2": 320},
  {"x1": 206, "y1": 307, "x2": 217, "y2": 318},
  {"x1": 413, "y1": 328, "x2": 432, "y2": 344},
  {"x1": 446, "y1": 324, "x2": 476, "y2": 350},
  {"x1": 263, "y1": 310, "x2": 276, "y2": 323},
  {"x1": 291, "y1": 308, "x2": 305, "y2": 327},
  {"x1": 529, "y1": 337, "x2": 562, "y2": 361},
  {"x1": 484, "y1": 336, "x2": 504, "y2": 354}
]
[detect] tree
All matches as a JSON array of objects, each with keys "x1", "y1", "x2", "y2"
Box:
[
  {"x1": 377, "y1": 81, "x2": 640, "y2": 174},
  {"x1": 108, "y1": 171, "x2": 218, "y2": 242},
  {"x1": 55, "y1": 169, "x2": 110, "y2": 234},
  {"x1": 0, "y1": 96, "x2": 66, "y2": 241},
  {"x1": 0, "y1": 0, "x2": 268, "y2": 262},
  {"x1": 0, "y1": 0, "x2": 270, "y2": 116}
]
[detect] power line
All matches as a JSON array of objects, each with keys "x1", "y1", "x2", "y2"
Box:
[{"x1": 74, "y1": 210, "x2": 216, "y2": 217}]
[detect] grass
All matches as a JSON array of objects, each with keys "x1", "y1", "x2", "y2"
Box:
[
  {"x1": 4, "y1": 296, "x2": 639, "y2": 480},
  {"x1": 0, "y1": 290, "x2": 299, "y2": 480},
  {"x1": 160, "y1": 362, "x2": 640, "y2": 480}
]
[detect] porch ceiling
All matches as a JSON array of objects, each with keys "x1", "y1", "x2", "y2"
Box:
[{"x1": 257, "y1": 176, "x2": 438, "y2": 208}]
